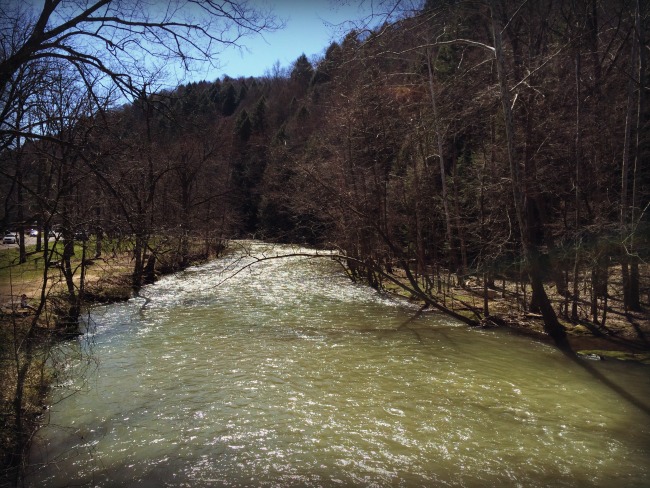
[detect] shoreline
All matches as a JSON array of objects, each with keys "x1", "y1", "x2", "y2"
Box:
[
  {"x1": 2, "y1": 248, "x2": 649, "y2": 360},
  {"x1": 384, "y1": 284, "x2": 650, "y2": 363}
]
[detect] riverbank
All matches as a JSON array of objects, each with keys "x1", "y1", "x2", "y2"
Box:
[
  {"x1": 2, "y1": 244, "x2": 648, "y2": 357},
  {"x1": 2, "y1": 246, "x2": 648, "y2": 356},
  {"x1": 482, "y1": 269, "x2": 650, "y2": 361},
  {"x1": 483, "y1": 304, "x2": 650, "y2": 363},
  {"x1": 0, "y1": 244, "x2": 213, "y2": 487},
  {"x1": 380, "y1": 265, "x2": 650, "y2": 363}
]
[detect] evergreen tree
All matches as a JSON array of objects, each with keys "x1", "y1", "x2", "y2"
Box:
[
  {"x1": 272, "y1": 125, "x2": 288, "y2": 146},
  {"x1": 289, "y1": 96, "x2": 299, "y2": 114},
  {"x1": 237, "y1": 83, "x2": 248, "y2": 103},
  {"x1": 341, "y1": 30, "x2": 360, "y2": 52},
  {"x1": 209, "y1": 80, "x2": 221, "y2": 105},
  {"x1": 234, "y1": 109, "x2": 252, "y2": 141},
  {"x1": 221, "y1": 83, "x2": 238, "y2": 116},
  {"x1": 251, "y1": 96, "x2": 267, "y2": 132},
  {"x1": 297, "y1": 105, "x2": 309, "y2": 119},
  {"x1": 310, "y1": 41, "x2": 341, "y2": 86},
  {"x1": 290, "y1": 53, "x2": 314, "y2": 87}
]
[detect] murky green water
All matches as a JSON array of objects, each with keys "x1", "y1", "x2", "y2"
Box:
[{"x1": 29, "y1": 242, "x2": 650, "y2": 487}]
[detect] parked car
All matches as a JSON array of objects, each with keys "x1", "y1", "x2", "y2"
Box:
[
  {"x1": 29, "y1": 229, "x2": 38, "y2": 237},
  {"x1": 3, "y1": 233, "x2": 17, "y2": 244},
  {"x1": 74, "y1": 230, "x2": 89, "y2": 241}
]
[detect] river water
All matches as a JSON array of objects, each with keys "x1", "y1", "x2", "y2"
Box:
[{"x1": 28, "y1": 242, "x2": 650, "y2": 487}]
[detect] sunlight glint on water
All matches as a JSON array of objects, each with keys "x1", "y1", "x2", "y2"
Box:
[{"x1": 29, "y1": 242, "x2": 650, "y2": 487}]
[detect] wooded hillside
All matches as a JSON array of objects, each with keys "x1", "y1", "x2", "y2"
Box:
[{"x1": 1, "y1": 0, "x2": 648, "y2": 342}]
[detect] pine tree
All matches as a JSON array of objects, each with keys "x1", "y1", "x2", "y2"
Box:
[
  {"x1": 251, "y1": 96, "x2": 267, "y2": 132},
  {"x1": 234, "y1": 109, "x2": 252, "y2": 141},
  {"x1": 221, "y1": 83, "x2": 238, "y2": 116},
  {"x1": 290, "y1": 54, "x2": 314, "y2": 87},
  {"x1": 209, "y1": 81, "x2": 221, "y2": 105},
  {"x1": 237, "y1": 83, "x2": 248, "y2": 103}
]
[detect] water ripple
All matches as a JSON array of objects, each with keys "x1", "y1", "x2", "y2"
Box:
[{"x1": 29, "y1": 242, "x2": 650, "y2": 488}]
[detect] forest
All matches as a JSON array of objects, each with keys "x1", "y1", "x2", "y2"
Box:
[
  {"x1": 3, "y1": 0, "x2": 648, "y2": 336},
  {"x1": 1, "y1": 0, "x2": 649, "y2": 481}
]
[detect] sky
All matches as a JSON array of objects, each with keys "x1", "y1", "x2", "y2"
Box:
[
  {"x1": 7, "y1": 0, "x2": 403, "y2": 91},
  {"x1": 182, "y1": 0, "x2": 374, "y2": 82}
]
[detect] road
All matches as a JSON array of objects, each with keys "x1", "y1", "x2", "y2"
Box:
[{"x1": 2, "y1": 235, "x2": 45, "y2": 249}]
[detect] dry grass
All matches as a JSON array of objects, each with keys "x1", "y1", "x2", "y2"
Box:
[
  {"x1": 0, "y1": 250, "x2": 133, "y2": 314},
  {"x1": 382, "y1": 263, "x2": 650, "y2": 356}
]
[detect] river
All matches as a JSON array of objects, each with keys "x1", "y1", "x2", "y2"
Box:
[{"x1": 28, "y1": 242, "x2": 650, "y2": 487}]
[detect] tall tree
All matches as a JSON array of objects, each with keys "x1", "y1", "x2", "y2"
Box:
[
  {"x1": 290, "y1": 54, "x2": 314, "y2": 88},
  {"x1": 489, "y1": 0, "x2": 569, "y2": 348}
]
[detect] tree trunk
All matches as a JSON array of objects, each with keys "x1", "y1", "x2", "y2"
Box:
[
  {"x1": 95, "y1": 206, "x2": 103, "y2": 258},
  {"x1": 426, "y1": 50, "x2": 454, "y2": 251},
  {"x1": 483, "y1": 272, "x2": 490, "y2": 317},
  {"x1": 17, "y1": 166, "x2": 26, "y2": 264},
  {"x1": 572, "y1": 51, "x2": 582, "y2": 322},
  {"x1": 621, "y1": 0, "x2": 642, "y2": 311},
  {"x1": 132, "y1": 234, "x2": 145, "y2": 290},
  {"x1": 627, "y1": 0, "x2": 645, "y2": 311},
  {"x1": 143, "y1": 253, "x2": 157, "y2": 285},
  {"x1": 452, "y1": 147, "x2": 468, "y2": 279},
  {"x1": 572, "y1": 256, "x2": 581, "y2": 321},
  {"x1": 490, "y1": 2, "x2": 569, "y2": 349}
]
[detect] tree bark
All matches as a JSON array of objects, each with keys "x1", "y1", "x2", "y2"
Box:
[{"x1": 572, "y1": 51, "x2": 582, "y2": 321}]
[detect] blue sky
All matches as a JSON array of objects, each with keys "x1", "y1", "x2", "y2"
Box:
[{"x1": 183, "y1": 1, "x2": 373, "y2": 82}]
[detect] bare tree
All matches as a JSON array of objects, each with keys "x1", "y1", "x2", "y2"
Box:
[
  {"x1": 0, "y1": 2, "x2": 281, "y2": 483},
  {"x1": 0, "y1": 0, "x2": 280, "y2": 147},
  {"x1": 621, "y1": 0, "x2": 645, "y2": 312},
  {"x1": 488, "y1": 0, "x2": 570, "y2": 348}
]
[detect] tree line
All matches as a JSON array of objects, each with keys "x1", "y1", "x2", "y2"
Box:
[{"x1": 1, "y1": 0, "x2": 648, "y2": 336}]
